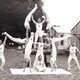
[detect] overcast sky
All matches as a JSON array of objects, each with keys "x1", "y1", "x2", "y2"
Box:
[{"x1": 42, "y1": 0, "x2": 80, "y2": 33}]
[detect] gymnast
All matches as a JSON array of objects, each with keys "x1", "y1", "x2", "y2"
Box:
[
  {"x1": 0, "y1": 35, "x2": 7, "y2": 70},
  {"x1": 32, "y1": 15, "x2": 46, "y2": 43},
  {"x1": 47, "y1": 34, "x2": 72, "y2": 71},
  {"x1": 23, "y1": 32, "x2": 34, "y2": 72},
  {"x1": 24, "y1": 4, "x2": 37, "y2": 39},
  {"x1": 2, "y1": 32, "x2": 34, "y2": 72},
  {"x1": 68, "y1": 42, "x2": 80, "y2": 70},
  {"x1": 33, "y1": 37, "x2": 47, "y2": 72}
]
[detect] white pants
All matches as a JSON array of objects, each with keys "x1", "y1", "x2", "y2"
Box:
[
  {"x1": 0, "y1": 55, "x2": 5, "y2": 68},
  {"x1": 68, "y1": 54, "x2": 80, "y2": 69},
  {"x1": 50, "y1": 56, "x2": 57, "y2": 70},
  {"x1": 50, "y1": 56, "x2": 56, "y2": 64},
  {"x1": 35, "y1": 31, "x2": 44, "y2": 42}
]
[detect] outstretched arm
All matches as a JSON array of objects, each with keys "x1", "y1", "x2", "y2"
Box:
[
  {"x1": 24, "y1": 4, "x2": 37, "y2": 28},
  {"x1": 2, "y1": 32, "x2": 26, "y2": 44},
  {"x1": 54, "y1": 35, "x2": 72, "y2": 42}
]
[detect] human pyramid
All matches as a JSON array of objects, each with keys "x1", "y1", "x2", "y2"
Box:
[{"x1": 0, "y1": 4, "x2": 80, "y2": 73}]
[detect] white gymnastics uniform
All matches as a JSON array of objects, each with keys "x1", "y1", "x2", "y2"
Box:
[
  {"x1": 68, "y1": 46, "x2": 80, "y2": 70},
  {"x1": 36, "y1": 24, "x2": 43, "y2": 36},
  {"x1": 50, "y1": 35, "x2": 71, "y2": 64},
  {"x1": 0, "y1": 44, "x2": 5, "y2": 65},
  {"x1": 35, "y1": 24, "x2": 44, "y2": 42},
  {"x1": 24, "y1": 4, "x2": 37, "y2": 29},
  {"x1": 24, "y1": 34, "x2": 34, "y2": 62},
  {"x1": 33, "y1": 43, "x2": 46, "y2": 71},
  {"x1": 35, "y1": 60, "x2": 46, "y2": 72},
  {"x1": 68, "y1": 46, "x2": 79, "y2": 63},
  {"x1": 50, "y1": 39, "x2": 57, "y2": 64}
]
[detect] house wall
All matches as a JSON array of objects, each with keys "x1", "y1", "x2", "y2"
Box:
[
  {"x1": 49, "y1": 27, "x2": 71, "y2": 54},
  {"x1": 71, "y1": 21, "x2": 80, "y2": 51},
  {"x1": 49, "y1": 27, "x2": 57, "y2": 37},
  {"x1": 56, "y1": 33, "x2": 70, "y2": 50}
]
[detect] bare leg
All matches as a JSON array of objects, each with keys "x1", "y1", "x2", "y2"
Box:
[
  {"x1": 23, "y1": 60, "x2": 26, "y2": 72},
  {"x1": 54, "y1": 62, "x2": 57, "y2": 70},
  {"x1": 26, "y1": 27, "x2": 29, "y2": 39},
  {"x1": 68, "y1": 55, "x2": 72, "y2": 70},
  {"x1": 0, "y1": 56, "x2": 5, "y2": 70},
  {"x1": 50, "y1": 60, "x2": 53, "y2": 72},
  {"x1": 35, "y1": 33, "x2": 38, "y2": 43},
  {"x1": 29, "y1": 59, "x2": 31, "y2": 72},
  {"x1": 74, "y1": 56, "x2": 80, "y2": 70}
]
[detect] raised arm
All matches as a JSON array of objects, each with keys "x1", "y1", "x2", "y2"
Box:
[
  {"x1": 3, "y1": 36, "x2": 7, "y2": 46},
  {"x1": 32, "y1": 15, "x2": 37, "y2": 24},
  {"x1": 2, "y1": 32, "x2": 26, "y2": 44},
  {"x1": 41, "y1": 16, "x2": 46, "y2": 24},
  {"x1": 24, "y1": 4, "x2": 37, "y2": 28},
  {"x1": 45, "y1": 15, "x2": 51, "y2": 30},
  {"x1": 27, "y1": 4, "x2": 37, "y2": 21},
  {"x1": 76, "y1": 47, "x2": 80, "y2": 54},
  {"x1": 54, "y1": 35, "x2": 72, "y2": 42}
]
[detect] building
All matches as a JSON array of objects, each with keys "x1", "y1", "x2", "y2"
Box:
[
  {"x1": 71, "y1": 21, "x2": 80, "y2": 51},
  {"x1": 49, "y1": 26, "x2": 57, "y2": 37},
  {"x1": 53, "y1": 27, "x2": 71, "y2": 54}
]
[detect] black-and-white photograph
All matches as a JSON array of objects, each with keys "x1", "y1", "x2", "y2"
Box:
[{"x1": 0, "y1": 0, "x2": 80, "y2": 80}]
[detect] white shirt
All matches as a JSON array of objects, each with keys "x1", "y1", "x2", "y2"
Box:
[
  {"x1": 38, "y1": 43, "x2": 44, "y2": 51},
  {"x1": 69, "y1": 46, "x2": 77, "y2": 56},
  {"x1": 51, "y1": 39, "x2": 57, "y2": 57},
  {"x1": 36, "y1": 23, "x2": 43, "y2": 32},
  {"x1": 37, "y1": 60, "x2": 43, "y2": 67}
]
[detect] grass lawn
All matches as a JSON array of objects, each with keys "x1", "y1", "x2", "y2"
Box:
[{"x1": 0, "y1": 48, "x2": 80, "y2": 80}]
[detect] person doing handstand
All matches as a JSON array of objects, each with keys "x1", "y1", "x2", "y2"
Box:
[
  {"x1": 0, "y1": 35, "x2": 7, "y2": 70},
  {"x1": 24, "y1": 4, "x2": 37, "y2": 39},
  {"x1": 47, "y1": 35, "x2": 72, "y2": 71},
  {"x1": 33, "y1": 37, "x2": 46, "y2": 72},
  {"x1": 23, "y1": 32, "x2": 34, "y2": 72},
  {"x1": 2, "y1": 32, "x2": 34, "y2": 72}
]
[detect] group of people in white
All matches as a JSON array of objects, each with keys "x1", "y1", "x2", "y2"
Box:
[{"x1": 0, "y1": 4, "x2": 80, "y2": 73}]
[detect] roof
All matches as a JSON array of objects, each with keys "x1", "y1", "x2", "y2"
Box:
[
  {"x1": 53, "y1": 27, "x2": 71, "y2": 33},
  {"x1": 71, "y1": 21, "x2": 80, "y2": 31}
]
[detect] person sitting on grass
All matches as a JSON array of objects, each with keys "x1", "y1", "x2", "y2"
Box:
[
  {"x1": 33, "y1": 37, "x2": 47, "y2": 72},
  {"x1": 0, "y1": 35, "x2": 7, "y2": 70},
  {"x1": 33, "y1": 55, "x2": 46, "y2": 72}
]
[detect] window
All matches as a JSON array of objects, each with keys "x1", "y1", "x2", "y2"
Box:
[{"x1": 61, "y1": 35, "x2": 64, "y2": 45}]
